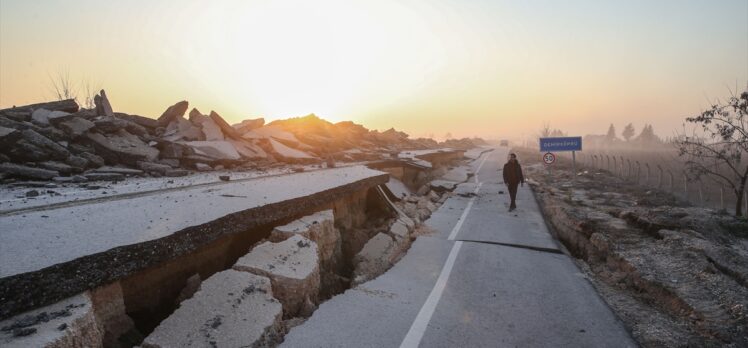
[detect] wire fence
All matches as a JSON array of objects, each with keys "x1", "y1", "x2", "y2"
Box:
[{"x1": 552, "y1": 148, "x2": 747, "y2": 216}]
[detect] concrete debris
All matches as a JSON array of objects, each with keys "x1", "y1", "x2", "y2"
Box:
[
  {"x1": 91, "y1": 166, "x2": 143, "y2": 175},
  {"x1": 143, "y1": 270, "x2": 282, "y2": 348},
  {"x1": 136, "y1": 161, "x2": 173, "y2": 175},
  {"x1": 189, "y1": 108, "x2": 224, "y2": 141},
  {"x1": 0, "y1": 293, "x2": 101, "y2": 348},
  {"x1": 181, "y1": 140, "x2": 241, "y2": 161},
  {"x1": 31, "y1": 109, "x2": 70, "y2": 126},
  {"x1": 194, "y1": 163, "x2": 212, "y2": 172},
  {"x1": 233, "y1": 235, "x2": 321, "y2": 317},
  {"x1": 270, "y1": 210, "x2": 340, "y2": 270},
  {"x1": 1, "y1": 96, "x2": 485, "y2": 183},
  {"x1": 58, "y1": 117, "x2": 95, "y2": 139},
  {"x1": 232, "y1": 118, "x2": 265, "y2": 133},
  {"x1": 0, "y1": 163, "x2": 59, "y2": 180},
  {"x1": 156, "y1": 100, "x2": 189, "y2": 127},
  {"x1": 208, "y1": 111, "x2": 242, "y2": 140},
  {"x1": 37, "y1": 161, "x2": 76, "y2": 176},
  {"x1": 268, "y1": 138, "x2": 316, "y2": 162},
  {"x1": 84, "y1": 172, "x2": 124, "y2": 182},
  {"x1": 352, "y1": 233, "x2": 397, "y2": 286},
  {"x1": 93, "y1": 90, "x2": 114, "y2": 117}
]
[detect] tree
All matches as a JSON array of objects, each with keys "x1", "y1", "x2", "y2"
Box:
[
  {"x1": 635, "y1": 124, "x2": 661, "y2": 144},
  {"x1": 622, "y1": 123, "x2": 635, "y2": 141},
  {"x1": 606, "y1": 124, "x2": 616, "y2": 141},
  {"x1": 538, "y1": 121, "x2": 552, "y2": 138},
  {"x1": 676, "y1": 88, "x2": 748, "y2": 216}
]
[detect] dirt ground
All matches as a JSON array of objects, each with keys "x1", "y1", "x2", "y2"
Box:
[{"x1": 513, "y1": 147, "x2": 748, "y2": 347}]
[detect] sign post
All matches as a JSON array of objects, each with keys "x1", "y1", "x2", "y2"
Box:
[{"x1": 539, "y1": 136, "x2": 583, "y2": 182}]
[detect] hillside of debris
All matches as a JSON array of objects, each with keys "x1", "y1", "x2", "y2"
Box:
[
  {"x1": 513, "y1": 147, "x2": 748, "y2": 347},
  {"x1": 0, "y1": 90, "x2": 486, "y2": 183}
]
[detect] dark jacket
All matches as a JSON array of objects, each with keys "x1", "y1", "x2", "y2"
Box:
[{"x1": 503, "y1": 160, "x2": 524, "y2": 185}]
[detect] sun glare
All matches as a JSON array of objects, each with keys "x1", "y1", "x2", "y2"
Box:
[{"x1": 171, "y1": 0, "x2": 446, "y2": 122}]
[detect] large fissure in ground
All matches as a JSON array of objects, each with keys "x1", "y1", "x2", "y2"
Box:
[{"x1": 114, "y1": 185, "x2": 396, "y2": 346}]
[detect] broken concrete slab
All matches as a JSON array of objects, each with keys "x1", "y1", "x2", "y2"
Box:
[
  {"x1": 93, "y1": 116, "x2": 129, "y2": 133},
  {"x1": 20, "y1": 129, "x2": 70, "y2": 160},
  {"x1": 208, "y1": 111, "x2": 242, "y2": 140},
  {"x1": 194, "y1": 163, "x2": 212, "y2": 171},
  {"x1": 352, "y1": 233, "x2": 397, "y2": 286},
  {"x1": 37, "y1": 161, "x2": 75, "y2": 176},
  {"x1": 164, "y1": 116, "x2": 204, "y2": 141},
  {"x1": 0, "y1": 126, "x2": 21, "y2": 147},
  {"x1": 78, "y1": 152, "x2": 105, "y2": 168},
  {"x1": 233, "y1": 235, "x2": 321, "y2": 317},
  {"x1": 85, "y1": 129, "x2": 159, "y2": 165},
  {"x1": 189, "y1": 109, "x2": 224, "y2": 141},
  {"x1": 268, "y1": 138, "x2": 315, "y2": 162},
  {"x1": 384, "y1": 177, "x2": 410, "y2": 201},
  {"x1": 0, "y1": 293, "x2": 102, "y2": 348},
  {"x1": 30, "y1": 109, "x2": 71, "y2": 126},
  {"x1": 0, "y1": 99, "x2": 79, "y2": 115},
  {"x1": 270, "y1": 210, "x2": 340, "y2": 268},
  {"x1": 245, "y1": 125, "x2": 300, "y2": 145},
  {"x1": 157, "y1": 101, "x2": 188, "y2": 127},
  {"x1": 136, "y1": 161, "x2": 172, "y2": 175},
  {"x1": 91, "y1": 166, "x2": 144, "y2": 176},
  {"x1": 115, "y1": 112, "x2": 158, "y2": 129},
  {"x1": 0, "y1": 166, "x2": 388, "y2": 319},
  {"x1": 58, "y1": 117, "x2": 95, "y2": 139},
  {"x1": 180, "y1": 140, "x2": 241, "y2": 161},
  {"x1": 0, "y1": 163, "x2": 59, "y2": 180},
  {"x1": 430, "y1": 179, "x2": 458, "y2": 193},
  {"x1": 143, "y1": 270, "x2": 282, "y2": 348},
  {"x1": 93, "y1": 90, "x2": 114, "y2": 117},
  {"x1": 233, "y1": 118, "x2": 265, "y2": 134},
  {"x1": 228, "y1": 138, "x2": 267, "y2": 159}
]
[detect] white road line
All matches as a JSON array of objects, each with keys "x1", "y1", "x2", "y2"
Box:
[
  {"x1": 447, "y1": 182, "x2": 482, "y2": 241},
  {"x1": 473, "y1": 151, "x2": 491, "y2": 183},
  {"x1": 401, "y1": 156, "x2": 488, "y2": 347},
  {"x1": 399, "y1": 241, "x2": 463, "y2": 348}
]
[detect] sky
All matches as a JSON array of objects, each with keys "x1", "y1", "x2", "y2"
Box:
[{"x1": 1, "y1": 0, "x2": 746, "y2": 141}]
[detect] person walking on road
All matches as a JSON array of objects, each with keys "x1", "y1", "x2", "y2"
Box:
[{"x1": 502, "y1": 153, "x2": 524, "y2": 211}]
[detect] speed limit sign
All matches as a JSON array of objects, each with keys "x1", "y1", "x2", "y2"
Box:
[{"x1": 543, "y1": 152, "x2": 556, "y2": 165}]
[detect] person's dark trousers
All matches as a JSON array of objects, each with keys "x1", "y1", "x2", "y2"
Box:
[{"x1": 507, "y1": 183, "x2": 519, "y2": 209}]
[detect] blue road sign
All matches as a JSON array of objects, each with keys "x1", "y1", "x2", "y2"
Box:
[{"x1": 539, "y1": 136, "x2": 582, "y2": 152}]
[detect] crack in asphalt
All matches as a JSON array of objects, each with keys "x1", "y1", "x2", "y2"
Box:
[{"x1": 455, "y1": 239, "x2": 563, "y2": 254}]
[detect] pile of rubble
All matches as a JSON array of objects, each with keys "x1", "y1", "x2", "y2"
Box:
[{"x1": 0, "y1": 92, "x2": 486, "y2": 183}]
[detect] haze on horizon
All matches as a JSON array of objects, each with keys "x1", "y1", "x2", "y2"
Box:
[{"x1": 1, "y1": 0, "x2": 746, "y2": 141}]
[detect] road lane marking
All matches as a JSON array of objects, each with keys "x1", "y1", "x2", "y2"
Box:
[
  {"x1": 473, "y1": 150, "x2": 491, "y2": 183},
  {"x1": 399, "y1": 240, "x2": 463, "y2": 348},
  {"x1": 447, "y1": 182, "x2": 482, "y2": 241},
  {"x1": 400, "y1": 149, "x2": 493, "y2": 347}
]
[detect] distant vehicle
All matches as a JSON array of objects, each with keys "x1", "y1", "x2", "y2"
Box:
[{"x1": 500, "y1": 140, "x2": 509, "y2": 147}]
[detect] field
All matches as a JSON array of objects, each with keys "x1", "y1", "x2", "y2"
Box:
[{"x1": 518, "y1": 145, "x2": 747, "y2": 216}]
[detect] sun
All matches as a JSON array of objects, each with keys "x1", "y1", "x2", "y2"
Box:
[{"x1": 174, "y1": 0, "x2": 445, "y2": 123}]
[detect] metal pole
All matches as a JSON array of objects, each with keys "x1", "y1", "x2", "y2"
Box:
[
  {"x1": 572, "y1": 151, "x2": 576, "y2": 181},
  {"x1": 657, "y1": 165, "x2": 663, "y2": 188}
]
